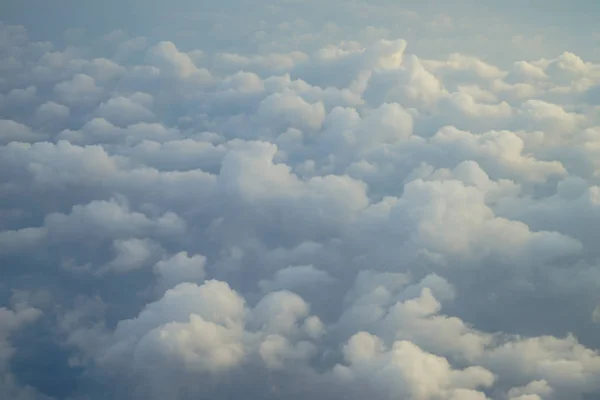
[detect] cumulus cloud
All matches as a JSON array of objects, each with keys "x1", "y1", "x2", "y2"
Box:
[
  {"x1": 1, "y1": 1, "x2": 600, "y2": 399},
  {"x1": 53, "y1": 74, "x2": 103, "y2": 107}
]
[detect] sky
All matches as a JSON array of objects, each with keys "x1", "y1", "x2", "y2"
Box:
[{"x1": 0, "y1": 1, "x2": 600, "y2": 399}]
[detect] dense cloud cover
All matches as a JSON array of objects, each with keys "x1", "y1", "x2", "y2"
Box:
[{"x1": 1, "y1": 1, "x2": 600, "y2": 399}]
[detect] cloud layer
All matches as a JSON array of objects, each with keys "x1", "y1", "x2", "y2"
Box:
[{"x1": 1, "y1": 2, "x2": 600, "y2": 399}]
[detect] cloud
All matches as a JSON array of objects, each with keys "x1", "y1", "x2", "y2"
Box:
[
  {"x1": 94, "y1": 93, "x2": 155, "y2": 126},
  {"x1": 0, "y1": 295, "x2": 46, "y2": 400},
  {"x1": 35, "y1": 102, "x2": 70, "y2": 122},
  {"x1": 0, "y1": 119, "x2": 44, "y2": 144},
  {"x1": 1, "y1": 3, "x2": 600, "y2": 400},
  {"x1": 145, "y1": 41, "x2": 212, "y2": 83},
  {"x1": 153, "y1": 251, "x2": 207, "y2": 292},
  {"x1": 53, "y1": 74, "x2": 104, "y2": 107}
]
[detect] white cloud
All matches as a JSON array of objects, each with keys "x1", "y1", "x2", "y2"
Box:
[
  {"x1": 154, "y1": 252, "x2": 207, "y2": 291},
  {"x1": 145, "y1": 41, "x2": 212, "y2": 84},
  {"x1": 1, "y1": 5, "x2": 600, "y2": 400},
  {"x1": 94, "y1": 94, "x2": 155, "y2": 126},
  {"x1": 99, "y1": 238, "x2": 164, "y2": 274},
  {"x1": 54, "y1": 73, "x2": 104, "y2": 106},
  {"x1": 35, "y1": 101, "x2": 70, "y2": 122},
  {"x1": 0, "y1": 119, "x2": 44, "y2": 144}
]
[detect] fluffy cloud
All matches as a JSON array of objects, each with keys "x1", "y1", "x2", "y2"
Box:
[
  {"x1": 1, "y1": 2, "x2": 600, "y2": 400},
  {"x1": 53, "y1": 74, "x2": 103, "y2": 107}
]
